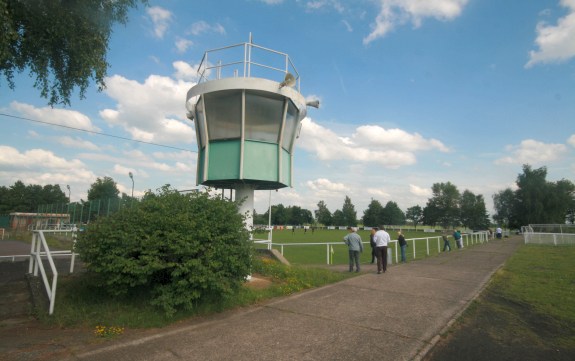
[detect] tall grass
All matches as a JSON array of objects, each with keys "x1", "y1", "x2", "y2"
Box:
[{"x1": 38, "y1": 255, "x2": 354, "y2": 329}]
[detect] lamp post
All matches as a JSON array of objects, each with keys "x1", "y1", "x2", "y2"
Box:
[
  {"x1": 66, "y1": 185, "x2": 71, "y2": 203},
  {"x1": 129, "y1": 172, "x2": 134, "y2": 198}
]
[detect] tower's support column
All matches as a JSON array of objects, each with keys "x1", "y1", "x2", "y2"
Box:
[{"x1": 235, "y1": 184, "x2": 255, "y2": 237}]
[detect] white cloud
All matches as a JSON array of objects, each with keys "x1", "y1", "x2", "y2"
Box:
[
  {"x1": 99, "y1": 69, "x2": 195, "y2": 145},
  {"x1": 366, "y1": 188, "x2": 391, "y2": 198},
  {"x1": 342, "y1": 20, "x2": 353, "y2": 32},
  {"x1": 306, "y1": 1, "x2": 345, "y2": 13},
  {"x1": 297, "y1": 118, "x2": 447, "y2": 168},
  {"x1": 494, "y1": 139, "x2": 568, "y2": 165},
  {"x1": 175, "y1": 38, "x2": 194, "y2": 53},
  {"x1": 10, "y1": 102, "x2": 99, "y2": 131},
  {"x1": 409, "y1": 184, "x2": 432, "y2": 197},
  {"x1": 147, "y1": 6, "x2": 172, "y2": 39},
  {"x1": 306, "y1": 178, "x2": 348, "y2": 191},
  {"x1": 56, "y1": 136, "x2": 100, "y2": 151},
  {"x1": 258, "y1": 0, "x2": 284, "y2": 4},
  {"x1": 526, "y1": 0, "x2": 575, "y2": 67},
  {"x1": 568, "y1": 134, "x2": 575, "y2": 147},
  {"x1": 0, "y1": 146, "x2": 84, "y2": 170},
  {"x1": 187, "y1": 21, "x2": 226, "y2": 36},
  {"x1": 364, "y1": 0, "x2": 468, "y2": 44},
  {"x1": 173, "y1": 61, "x2": 201, "y2": 81}
]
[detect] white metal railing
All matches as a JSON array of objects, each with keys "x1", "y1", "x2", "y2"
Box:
[
  {"x1": 522, "y1": 226, "x2": 575, "y2": 245},
  {"x1": 262, "y1": 232, "x2": 490, "y2": 265},
  {"x1": 28, "y1": 229, "x2": 78, "y2": 315},
  {"x1": 196, "y1": 37, "x2": 301, "y2": 91}
]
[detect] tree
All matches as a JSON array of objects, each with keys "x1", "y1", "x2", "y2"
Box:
[
  {"x1": 1, "y1": 0, "x2": 147, "y2": 106},
  {"x1": 315, "y1": 200, "x2": 332, "y2": 226},
  {"x1": 424, "y1": 182, "x2": 460, "y2": 229},
  {"x1": 459, "y1": 190, "x2": 490, "y2": 230},
  {"x1": 493, "y1": 188, "x2": 515, "y2": 228},
  {"x1": 508, "y1": 165, "x2": 575, "y2": 228},
  {"x1": 405, "y1": 205, "x2": 423, "y2": 230},
  {"x1": 87, "y1": 176, "x2": 120, "y2": 201},
  {"x1": 76, "y1": 186, "x2": 251, "y2": 316},
  {"x1": 286, "y1": 205, "x2": 313, "y2": 225},
  {"x1": 362, "y1": 199, "x2": 384, "y2": 227},
  {"x1": 513, "y1": 165, "x2": 548, "y2": 227},
  {"x1": 270, "y1": 204, "x2": 288, "y2": 225},
  {"x1": 0, "y1": 180, "x2": 67, "y2": 213},
  {"x1": 332, "y1": 209, "x2": 345, "y2": 226},
  {"x1": 341, "y1": 196, "x2": 358, "y2": 226},
  {"x1": 382, "y1": 201, "x2": 406, "y2": 226}
]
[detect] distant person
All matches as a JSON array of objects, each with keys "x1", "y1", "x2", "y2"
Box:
[
  {"x1": 398, "y1": 230, "x2": 407, "y2": 263},
  {"x1": 343, "y1": 226, "x2": 363, "y2": 272},
  {"x1": 453, "y1": 229, "x2": 463, "y2": 249},
  {"x1": 496, "y1": 227, "x2": 503, "y2": 239},
  {"x1": 373, "y1": 226, "x2": 391, "y2": 274},
  {"x1": 442, "y1": 232, "x2": 451, "y2": 252},
  {"x1": 369, "y1": 228, "x2": 376, "y2": 264}
]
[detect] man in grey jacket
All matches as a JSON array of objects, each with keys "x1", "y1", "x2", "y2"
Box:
[{"x1": 343, "y1": 226, "x2": 363, "y2": 272}]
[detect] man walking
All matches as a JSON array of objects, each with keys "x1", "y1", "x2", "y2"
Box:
[
  {"x1": 343, "y1": 227, "x2": 363, "y2": 272},
  {"x1": 373, "y1": 226, "x2": 391, "y2": 274}
]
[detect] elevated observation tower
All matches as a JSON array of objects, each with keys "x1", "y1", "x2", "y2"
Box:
[{"x1": 185, "y1": 36, "x2": 318, "y2": 230}]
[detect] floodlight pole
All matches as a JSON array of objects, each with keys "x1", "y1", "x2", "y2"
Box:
[
  {"x1": 66, "y1": 185, "x2": 71, "y2": 203},
  {"x1": 129, "y1": 172, "x2": 134, "y2": 198}
]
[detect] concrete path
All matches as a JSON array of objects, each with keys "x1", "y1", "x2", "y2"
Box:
[{"x1": 61, "y1": 236, "x2": 522, "y2": 361}]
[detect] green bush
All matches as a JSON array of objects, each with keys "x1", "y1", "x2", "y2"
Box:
[{"x1": 75, "y1": 186, "x2": 252, "y2": 316}]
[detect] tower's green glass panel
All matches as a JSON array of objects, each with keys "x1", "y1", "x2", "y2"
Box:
[
  {"x1": 243, "y1": 141, "x2": 278, "y2": 182},
  {"x1": 198, "y1": 147, "x2": 206, "y2": 183},
  {"x1": 207, "y1": 140, "x2": 241, "y2": 180},
  {"x1": 281, "y1": 148, "x2": 291, "y2": 186}
]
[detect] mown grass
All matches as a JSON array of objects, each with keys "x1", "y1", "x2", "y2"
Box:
[
  {"x1": 489, "y1": 245, "x2": 575, "y2": 346},
  {"x1": 254, "y1": 228, "x2": 479, "y2": 265},
  {"x1": 428, "y1": 243, "x2": 575, "y2": 360}
]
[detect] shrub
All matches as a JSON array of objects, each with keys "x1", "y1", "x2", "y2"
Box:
[{"x1": 75, "y1": 186, "x2": 252, "y2": 316}]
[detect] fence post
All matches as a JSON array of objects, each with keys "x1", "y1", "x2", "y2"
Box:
[
  {"x1": 426, "y1": 238, "x2": 430, "y2": 255},
  {"x1": 326, "y1": 244, "x2": 330, "y2": 265},
  {"x1": 413, "y1": 239, "x2": 416, "y2": 259}
]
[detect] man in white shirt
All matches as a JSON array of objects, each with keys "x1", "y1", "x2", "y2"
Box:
[{"x1": 373, "y1": 226, "x2": 391, "y2": 274}]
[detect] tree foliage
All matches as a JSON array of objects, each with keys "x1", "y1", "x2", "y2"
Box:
[
  {"x1": 315, "y1": 200, "x2": 332, "y2": 226},
  {"x1": 405, "y1": 205, "x2": 423, "y2": 230},
  {"x1": 1, "y1": 0, "x2": 147, "y2": 105},
  {"x1": 494, "y1": 165, "x2": 575, "y2": 228},
  {"x1": 0, "y1": 180, "x2": 68, "y2": 213},
  {"x1": 76, "y1": 186, "x2": 252, "y2": 316},
  {"x1": 87, "y1": 176, "x2": 120, "y2": 201},
  {"x1": 362, "y1": 199, "x2": 384, "y2": 227},
  {"x1": 492, "y1": 188, "x2": 515, "y2": 228},
  {"x1": 459, "y1": 190, "x2": 490, "y2": 230},
  {"x1": 382, "y1": 201, "x2": 406, "y2": 226},
  {"x1": 424, "y1": 182, "x2": 461, "y2": 228},
  {"x1": 341, "y1": 195, "x2": 358, "y2": 226}
]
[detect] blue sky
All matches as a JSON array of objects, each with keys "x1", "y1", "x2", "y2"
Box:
[{"x1": 1, "y1": 0, "x2": 574, "y2": 218}]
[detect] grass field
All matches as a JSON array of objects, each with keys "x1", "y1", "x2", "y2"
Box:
[
  {"x1": 253, "y1": 228, "x2": 487, "y2": 265},
  {"x1": 426, "y1": 243, "x2": 575, "y2": 360}
]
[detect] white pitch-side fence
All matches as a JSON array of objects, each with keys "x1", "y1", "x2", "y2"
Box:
[
  {"x1": 28, "y1": 229, "x2": 78, "y2": 315},
  {"x1": 254, "y1": 231, "x2": 490, "y2": 265},
  {"x1": 521, "y1": 225, "x2": 575, "y2": 245}
]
